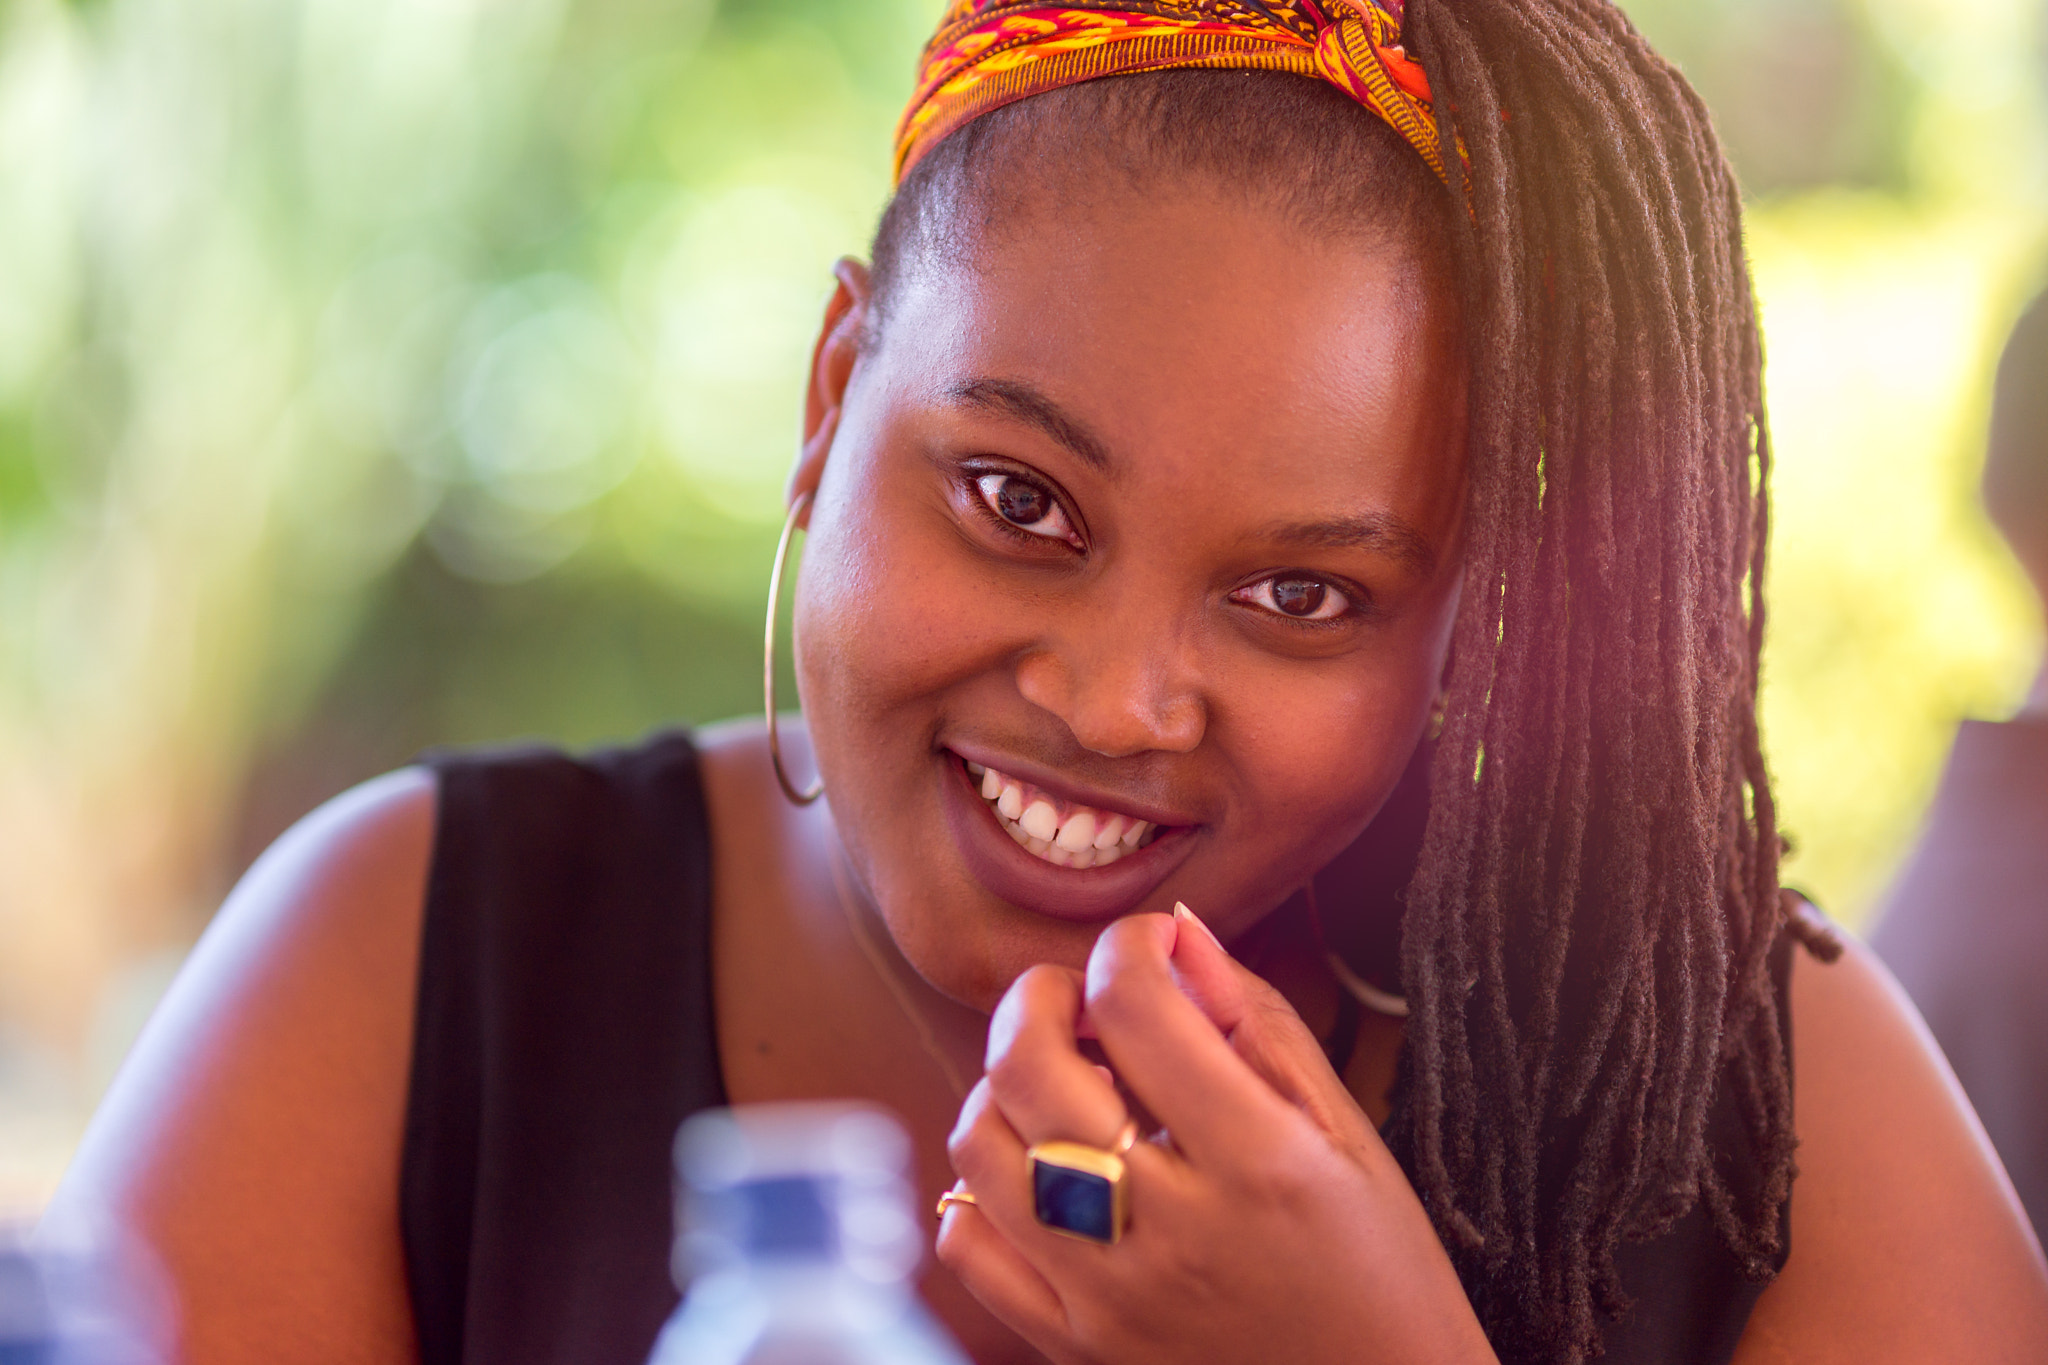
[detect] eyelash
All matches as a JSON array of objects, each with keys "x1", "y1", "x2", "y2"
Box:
[
  {"x1": 962, "y1": 465, "x2": 1084, "y2": 551},
  {"x1": 957, "y1": 464, "x2": 1373, "y2": 627},
  {"x1": 1229, "y1": 576, "x2": 1365, "y2": 627}
]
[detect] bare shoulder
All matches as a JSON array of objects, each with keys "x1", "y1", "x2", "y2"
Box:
[
  {"x1": 692, "y1": 716, "x2": 778, "y2": 810},
  {"x1": 42, "y1": 767, "x2": 437, "y2": 1364},
  {"x1": 1736, "y1": 931, "x2": 2048, "y2": 1364},
  {"x1": 694, "y1": 716, "x2": 819, "y2": 874}
]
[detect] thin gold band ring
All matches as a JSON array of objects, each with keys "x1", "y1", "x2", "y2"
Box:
[{"x1": 935, "y1": 1189, "x2": 978, "y2": 1220}]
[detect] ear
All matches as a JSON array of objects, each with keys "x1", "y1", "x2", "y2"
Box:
[{"x1": 788, "y1": 257, "x2": 872, "y2": 521}]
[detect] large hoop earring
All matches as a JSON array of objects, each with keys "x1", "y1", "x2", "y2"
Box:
[{"x1": 765, "y1": 490, "x2": 824, "y2": 806}]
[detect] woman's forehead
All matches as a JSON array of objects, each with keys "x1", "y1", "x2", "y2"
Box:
[{"x1": 868, "y1": 187, "x2": 1465, "y2": 521}]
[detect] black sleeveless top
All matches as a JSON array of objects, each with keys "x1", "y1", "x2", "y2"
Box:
[{"x1": 403, "y1": 732, "x2": 1797, "y2": 1365}]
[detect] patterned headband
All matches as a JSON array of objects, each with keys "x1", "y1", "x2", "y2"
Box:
[{"x1": 893, "y1": 0, "x2": 1462, "y2": 190}]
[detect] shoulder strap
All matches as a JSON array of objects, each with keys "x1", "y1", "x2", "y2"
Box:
[{"x1": 402, "y1": 731, "x2": 723, "y2": 1365}]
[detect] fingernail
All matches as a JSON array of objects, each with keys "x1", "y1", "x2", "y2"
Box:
[{"x1": 1174, "y1": 901, "x2": 1227, "y2": 954}]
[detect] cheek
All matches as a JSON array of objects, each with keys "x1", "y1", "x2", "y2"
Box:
[
  {"x1": 1223, "y1": 665, "x2": 1422, "y2": 847},
  {"x1": 791, "y1": 470, "x2": 994, "y2": 762},
  {"x1": 1209, "y1": 605, "x2": 1455, "y2": 916}
]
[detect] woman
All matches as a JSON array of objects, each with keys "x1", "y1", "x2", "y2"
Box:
[{"x1": 44, "y1": 2, "x2": 2048, "y2": 1362}]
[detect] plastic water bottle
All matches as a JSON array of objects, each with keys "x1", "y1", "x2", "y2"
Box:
[
  {"x1": 644, "y1": 1103, "x2": 971, "y2": 1365},
  {"x1": 0, "y1": 1228, "x2": 164, "y2": 1365}
]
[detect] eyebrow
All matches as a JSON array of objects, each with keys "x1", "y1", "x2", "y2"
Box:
[
  {"x1": 945, "y1": 377, "x2": 1115, "y2": 473},
  {"x1": 1260, "y1": 512, "x2": 1439, "y2": 577},
  {"x1": 947, "y1": 375, "x2": 1439, "y2": 576}
]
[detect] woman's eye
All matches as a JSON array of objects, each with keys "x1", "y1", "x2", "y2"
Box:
[
  {"x1": 1234, "y1": 575, "x2": 1352, "y2": 622},
  {"x1": 974, "y1": 473, "x2": 1080, "y2": 548}
]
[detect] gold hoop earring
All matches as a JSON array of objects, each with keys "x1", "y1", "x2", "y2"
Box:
[{"x1": 765, "y1": 490, "x2": 823, "y2": 806}]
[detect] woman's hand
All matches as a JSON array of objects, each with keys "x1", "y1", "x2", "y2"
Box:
[{"x1": 937, "y1": 906, "x2": 1498, "y2": 1365}]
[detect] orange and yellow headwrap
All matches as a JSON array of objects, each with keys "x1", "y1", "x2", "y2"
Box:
[{"x1": 894, "y1": 0, "x2": 1460, "y2": 189}]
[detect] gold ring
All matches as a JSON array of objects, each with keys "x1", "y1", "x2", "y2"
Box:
[
  {"x1": 935, "y1": 1189, "x2": 978, "y2": 1220},
  {"x1": 1026, "y1": 1117, "x2": 1141, "y2": 1246}
]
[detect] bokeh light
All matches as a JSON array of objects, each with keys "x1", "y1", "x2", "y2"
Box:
[{"x1": 0, "y1": 0, "x2": 2042, "y2": 1215}]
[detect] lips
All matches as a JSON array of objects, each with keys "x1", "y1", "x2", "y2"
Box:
[{"x1": 939, "y1": 750, "x2": 1196, "y2": 924}]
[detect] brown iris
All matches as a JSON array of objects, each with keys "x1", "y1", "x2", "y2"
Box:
[
  {"x1": 994, "y1": 478, "x2": 1052, "y2": 527},
  {"x1": 1271, "y1": 578, "x2": 1328, "y2": 617}
]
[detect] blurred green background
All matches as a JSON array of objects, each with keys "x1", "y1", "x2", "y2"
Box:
[{"x1": 0, "y1": 0, "x2": 2042, "y2": 1214}]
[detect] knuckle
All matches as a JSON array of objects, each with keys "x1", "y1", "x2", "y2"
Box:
[
  {"x1": 983, "y1": 1046, "x2": 1041, "y2": 1108},
  {"x1": 989, "y1": 964, "x2": 1076, "y2": 1047},
  {"x1": 1082, "y1": 964, "x2": 1142, "y2": 1027},
  {"x1": 1015, "y1": 961, "x2": 1078, "y2": 1009},
  {"x1": 1246, "y1": 1135, "x2": 1325, "y2": 1207},
  {"x1": 944, "y1": 1116, "x2": 972, "y2": 1165},
  {"x1": 1099, "y1": 913, "x2": 1162, "y2": 960},
  {"x1": 1010, "y1": 960, "x2": 1064, "y2": 992},
  {"x1": 947, "y1": 1083, "x2": 995, "y2": 1165}
]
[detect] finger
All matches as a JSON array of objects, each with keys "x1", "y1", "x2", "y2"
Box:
[
  {"x1": 985, "y1": 963, "x2": 1129, "y2": 1150},
  {"x1": 1082, "y1": 913, "x2": 1305, "y2": 1165},
  {"x1": 1171, "y1": 902, "x2": 1378, "y2": 1149},
  {"x1": 951, "y1": 1073, "x2": 1197, "y2": 1291},
  {"x1": 935, "y1": 1184, "x2": 1071, "y2": 1352},
  {"x1": 946, "y1": 1077, "x2": 1070, "y2": 1257}
]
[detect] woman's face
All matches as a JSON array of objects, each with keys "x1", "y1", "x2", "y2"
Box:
[{"x1": 793, "y1": 177, "x2": 1467, "y2": 1010}]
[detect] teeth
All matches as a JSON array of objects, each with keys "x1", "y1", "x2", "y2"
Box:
[
  {"x1": 1055, "y1": 811, "x2": 1096, "y2": 852},
  {"x1": 967, "y1": 759, "x2": 1162, "y2": 872},
  {"x1": 1019, "y1": 799, "x2": 1059, "y2": 842}
]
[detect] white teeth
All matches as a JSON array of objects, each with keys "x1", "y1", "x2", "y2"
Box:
[
  {"x1": 970, "y1": 760, "x2": 1161, "y2": 872},
  {"x1": 1055, "y1": 811, "x2": 1096, "y2": 852},
  {"x1": 1019, "y1": 799, "x2": 1059, "y2": 842}
]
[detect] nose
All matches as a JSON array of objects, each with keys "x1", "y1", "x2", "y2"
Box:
[{"x1": 1012, "y1": 598, "x2": 1208, "y2": 759}]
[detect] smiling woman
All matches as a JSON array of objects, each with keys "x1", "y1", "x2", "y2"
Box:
[{"x1": 36, "y1": 3, "x2": 2048, "y2": 1365}]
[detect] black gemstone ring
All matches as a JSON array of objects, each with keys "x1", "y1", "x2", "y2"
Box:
[{"x1": 1027, "y1": 1120, "x2": 1138, "y2": 1245}]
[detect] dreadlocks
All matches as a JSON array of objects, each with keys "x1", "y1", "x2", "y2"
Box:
[
  {"x1": 1391, "y1": 1, "x2": 1789, "y2": 1359},
  {"x1": 870, "y1": 1, "x2": 1789, "y2": 1358}
]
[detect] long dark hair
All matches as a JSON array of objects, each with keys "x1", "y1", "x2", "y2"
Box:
[
  {"x1": 871, "y1": 2, "x2": 1788, "y2": 1357},
  {"x1": 1392, "y1": 3, "x2": 1788, "y2": 1359}
]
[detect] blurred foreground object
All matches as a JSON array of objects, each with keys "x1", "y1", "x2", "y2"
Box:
[
  {"x1": 1873, "y1": 289, "x2": 2048, "y2": 1243},
  {"x1": 647, "y1": 1103, "x2": 967, "y2": 1365},
  {"x1": 0, "y1": 1228, "x2": 165, "y2": 1365}
]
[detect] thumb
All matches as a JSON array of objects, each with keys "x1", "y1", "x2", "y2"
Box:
[
  {"x1": 1165, "y1": 901, "x2": 1257, "y2": 1032},
  {"x1": 1170, "y1": 903, "x2": 1378, "y2": 1149}
]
